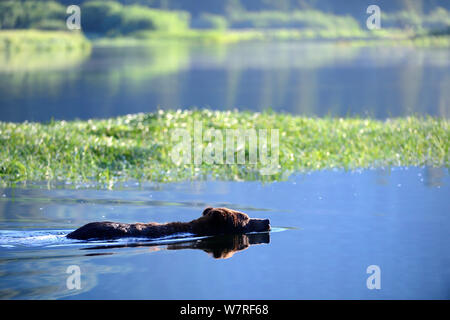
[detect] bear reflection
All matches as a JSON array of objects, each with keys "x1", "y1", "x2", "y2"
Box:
[
  {"x1": 167, "y1": 232, "x2": 270, "y2": 259},
  {"x1": 82, "y1": 232, "x2": 270, "y2": 259}
]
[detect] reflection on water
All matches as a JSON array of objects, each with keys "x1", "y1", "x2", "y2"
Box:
[
  {"x1": 424, "y1": 166, "x2": 445, "y2": 187},
  {"x1": 0, "y1": 47, "x2": 91, "y2": 73},
  {"x1": 375, "y1": 166, "x2": 445, "y2": 187},
  {"x1": 0, "y1": 167, "x2": 448, "y2": 299},
  {"x1": 166, "y1": 232, "x2": 270, "y2": 259},
  {"x1": 1, "y1": 42, "x2": 449, "y2": 122}
]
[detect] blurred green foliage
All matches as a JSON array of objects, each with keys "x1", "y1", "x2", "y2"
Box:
[
  {"x1": 0, "y1": 0, "x2": 66, "y2": 30},
  {"x1": 192, "y1": 13, "x2": 229, "y2": 30},
  {"x1": 1, "y1": 1, "x2": 449, "y2": 34},
  {"x1": 383, "y1": 7, "x2": 450, "y2": 30},
  {"x1": 0, "y1": 0, "x2": 448, "y2": 44},
  {"x1": 227, "y1": 10, "x2": 360, "y2": 30},
  {"x1": 81, "y1": 1, "x2": 190, "y2": 35},
  {"x1": 0, "y1": 0, "x2": 190, "y2": 35}
]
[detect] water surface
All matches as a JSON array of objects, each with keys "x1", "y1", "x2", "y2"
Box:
[
  {"x1": 1, "y1": 42, "x2": 449, "y2": 122},
  {"x1": 0, "y1": 166, "x2": 448, "y2": 299}
]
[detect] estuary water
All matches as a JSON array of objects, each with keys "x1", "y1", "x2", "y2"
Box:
[
  {"x1": 0, "y1": 41, "x2": 449, "y2": 122},
  {"x1": 0, "y1": 167, "x2": 448, "y2": 299}
]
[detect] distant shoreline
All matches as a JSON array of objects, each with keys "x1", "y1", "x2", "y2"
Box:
[{"x1": 1, "y1": 29, "x2": 449, "y2": 53}]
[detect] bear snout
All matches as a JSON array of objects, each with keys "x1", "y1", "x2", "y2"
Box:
[{"x1": 247, "y1": 218, "x2": 270, "y2": 232}]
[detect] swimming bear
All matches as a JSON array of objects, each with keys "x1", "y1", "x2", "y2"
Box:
[{"x1": 66, "y1": 207, "x2": 270, "y2": 240}]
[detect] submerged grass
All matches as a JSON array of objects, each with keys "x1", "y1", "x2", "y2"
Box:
[{"x1": 0, "y1": 110, "x2": 448, "y2": 187}]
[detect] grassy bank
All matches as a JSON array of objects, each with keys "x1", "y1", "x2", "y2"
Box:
[
  {"x1": 131, "y1": 28, "x2": 372, "y2": 43},
  {"x1": 1, "y1": 29, "x2": 449, "y2": 51},
  {"x1": 0, "y1": 110, "x2": 448, "y2": 187},
  {"x1": 93, "y1": 28, "x2": 450, "y2": 47},
  {"x1": 0, "y1": 30, "x2": 91, "y2": 52},
  {"x1": 346, "y1": 32, "x2": 450, "y2": 47}
]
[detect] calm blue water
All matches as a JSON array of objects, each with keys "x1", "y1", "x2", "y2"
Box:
[
  {"x1": 0, "y1": 42, "x2": 449, "y2": 122},
  {"x1": 0, "y1": 166, "x2": 448, "y2": 299}
]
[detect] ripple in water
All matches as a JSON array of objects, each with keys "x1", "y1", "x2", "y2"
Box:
[{"x1": 0, "y1": 228, "x2": 287, "y2": 249}]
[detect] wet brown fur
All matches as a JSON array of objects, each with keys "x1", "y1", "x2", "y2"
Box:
[{"x1": 67, "y1": 207, "x2": 270, "y2": 240}]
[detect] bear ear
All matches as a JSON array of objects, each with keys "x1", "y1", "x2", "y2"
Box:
[{"x1": 202, "y1": 207, "x2": 214, "y2": 216}]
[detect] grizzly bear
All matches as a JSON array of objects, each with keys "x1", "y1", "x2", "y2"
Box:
[{"x1": 66, "y1": 207, "x2": 270, "y2": 240}]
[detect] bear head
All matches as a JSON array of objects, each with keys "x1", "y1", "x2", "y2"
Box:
[{"x1": 191, "y1": 207, "x2": 270, "y2": 235}]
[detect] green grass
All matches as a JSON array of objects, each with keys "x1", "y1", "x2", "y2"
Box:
[{"x1": 0, "y1": 110, "x2": 448, "y2": 187}]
